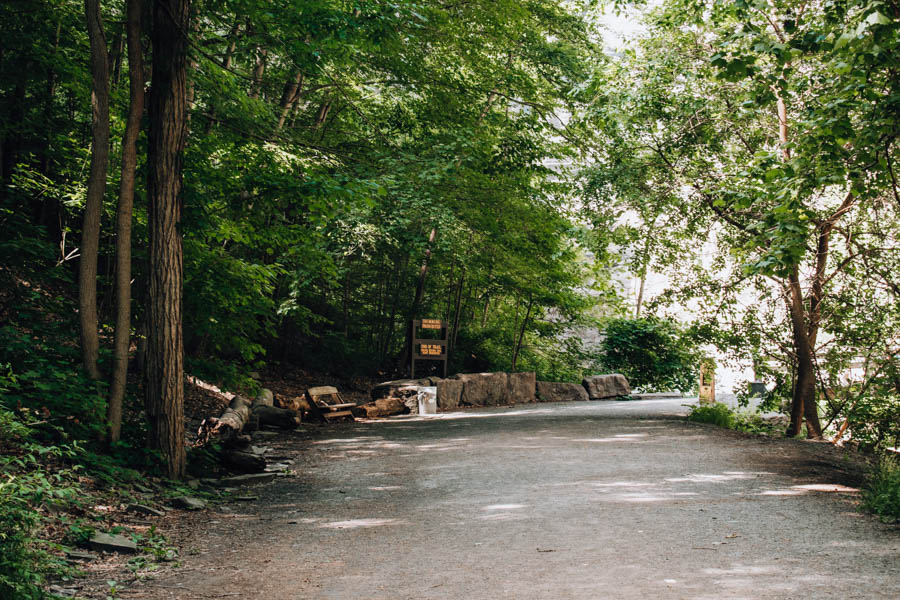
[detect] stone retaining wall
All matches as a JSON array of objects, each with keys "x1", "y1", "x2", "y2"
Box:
[{"x1": 372, "y1": 372, "x2": 630, "y2": 413}]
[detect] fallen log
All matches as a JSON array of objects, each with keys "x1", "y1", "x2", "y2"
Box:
[
  {"x1": 196, "y1": 395, "x2": 253, "y2": 445},
  {"x1": 197, "y1": 388, "x2": 301, "y2": 446}
]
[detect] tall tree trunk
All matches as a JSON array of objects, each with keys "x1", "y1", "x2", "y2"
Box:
[
  {"x1": 449, "y1": 272, "x2": 464, "y2": 353},
  {"x1": 400, "y1": 227, "x2": 436, "y2": 371},
  {"x1": 511, "y1": 296, "x2": 534, "y2": 372},
  {"x1": 205, "y1": 21, "x2": 239, "y2": 134},
  {"x1": 249, "y1": 47, "x2": 267, "y2": 99},
  {"x1": 146, "y1": 0, "x2": 190, "y2": 478},
  {"x1": 108, "y1": 0, "x2": 145, "y2": 444},
  {"x1": 635, "y1": 232, "x2": 651, "y2": 317},
  {"x1": 80, "y1": 0, "x2": 110, "y2": 381},
  {"x1": 276, "y1": 71, "x2": 303, "y2": 131},
  {"x1": 39, "y1": 20, "x2": 64, "y2": 247},
  {"x1": 786, "y1": 269, "x2": 822, "y2": 438}
]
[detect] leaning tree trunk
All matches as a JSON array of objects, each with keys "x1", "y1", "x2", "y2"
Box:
[
  {"x1": 787, "y1": 270, "x2": 823, "y2": 439},
  {"x1": 400, "y1": 227, "x2": 437, "y2": 372},
  {"x1": 79, "y1": 0, "x2": 110, "y2": 381},
  {"x1": 146, "y1": 0, "x2": 190, "y2": 479},
  {"x1": 107, "y1": 0, "x2": 145, "y2": 444}
]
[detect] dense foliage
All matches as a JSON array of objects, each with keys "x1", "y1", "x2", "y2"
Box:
[
  {"x1": 600, "y1": 317, "x2": 698, "y2": 392},
  {"x1": 580, "y1": 0, "x2": 900, "y2": 445},
  {"x1": 2, "y1": 0, "x2": 899, "y2": 572}
]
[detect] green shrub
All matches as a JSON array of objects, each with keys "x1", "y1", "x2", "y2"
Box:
[
  {"x1": 0, "y1": 407, "x2": 79, "y2": 599},
  {"x1": 687, "y1": 402, "x2": 736, "y2": 428},
  {"x1": 601, "y1": 317, "x2": 698, "y2": 392},
  {"x1": 860, "y1": 456, "x2": 900, "y2": 523},
  {"x1": 687, "y1": 402, "x2": 784, "y2": 436}
]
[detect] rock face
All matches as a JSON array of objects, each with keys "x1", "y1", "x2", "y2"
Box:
[
  {"x1": 432, "y1": 377, "x2": 463, "y2": 411},
  {"x1": 370, "y1": 372, "x2": 537, "y2": 413},
  {"x1": 536, "y1": 381, "x2": 590, "y2": 403},
  {"x1": 507, "y1": 372, "x2": 537, "y2": 403},
  {"x1": 459, "y1": 372, "x2": 509, "y2": 407},
  {"x1": 582, "y1": 374, "x2": 631, "y2": 400}
]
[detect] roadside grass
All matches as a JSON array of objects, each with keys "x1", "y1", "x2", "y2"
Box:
[
  {"x1": 686, "y1": 402, "x2": 782, "y2": 435},
  {"x1": 860, "y1": 456, "x2": 900, "y2": 523}
]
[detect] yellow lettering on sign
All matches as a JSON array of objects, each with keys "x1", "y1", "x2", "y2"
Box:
[
  {"x1": 421, "y1": 319, "x2": 442, "y2": 330},
  {"x1": 420, "y1": 344, "x2": 443, "y2": 356}
]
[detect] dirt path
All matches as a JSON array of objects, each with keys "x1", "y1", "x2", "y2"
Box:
[{"x1": 125, "y1": 400, "x2": 898, "y2": 599}]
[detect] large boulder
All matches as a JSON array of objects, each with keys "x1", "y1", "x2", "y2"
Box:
[
  {"x1": 431, "y1": 377, "x2": 464, "y2": 411},
  {"x1": 536, "y1": 381, "x2": 589, "y2": 403},
  {"x1": 459, "y1": 372, "x2": 508, "y2": 407},
  {"x1": 506, "y1": 372, "x2": 536, "y2": 403},
  {"x1": 582, "y1": 374, "x2": 631, "y2": 400}
]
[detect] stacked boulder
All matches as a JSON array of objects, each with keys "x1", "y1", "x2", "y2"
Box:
[{"x1": 363, "y1": 372, "x2": 631, "y2": 416}]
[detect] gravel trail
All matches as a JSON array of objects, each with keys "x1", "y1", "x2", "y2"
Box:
[{"x1": 130, "y1": 399, "x2": 899, "y2": 599}]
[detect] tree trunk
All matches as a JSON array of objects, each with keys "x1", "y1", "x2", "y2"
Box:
[
  {"x1": 786, "y1": 269, "x2": 822, "y2": 438},
  {"x1": 449, "y1": 272, "x2": 464, "y2": 353},
  {"x1": 108, "y1": 0, "x2": 145, "y2": 444},
  {"x1": 276, "y1": 71, "x2": 303, "y2": 132},
  {"x1": 249, "y1": 47, "x2": 267, "y2": 99},
  {"x1": 79, "y1": 0, "x2": 110, "y2": 381},
  {"x1": 400, "y1": 227, "x2": 437, "y2": 371},
  {"x1": 146, "y1": 0, "x2": 190, "y2": 479},
  {"x1": 511, "y1": 296, "x2": 534, "y2": 372}
]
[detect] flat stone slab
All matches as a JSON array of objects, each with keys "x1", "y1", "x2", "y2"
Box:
[
  {"x1": 126, "y1": 503, "x2": 166, "y2": 517},
  {"x1": 88, "y1": 532, "x2": 138, "y2": 554},
  {"x1": 217, "y1": 472, "x2": 288, "y2": 486},
  {"x1": 631, "y1": 392, "x2": 683, "y2": 399},
  {"x1": 171, "y1": 496, "x2": 207, "y2": 511},
  {"x1": 65, "y1": 550, "x2": 98, "y2": 561}
]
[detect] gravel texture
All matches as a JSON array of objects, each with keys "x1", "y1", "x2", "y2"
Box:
[{"x1": 123, "y1": 399, "x2": 899, "y2": 599}]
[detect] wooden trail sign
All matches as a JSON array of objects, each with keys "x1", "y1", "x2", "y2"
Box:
[{"x1": 411, "y1": 319, "x2": 448, "y2": 378}]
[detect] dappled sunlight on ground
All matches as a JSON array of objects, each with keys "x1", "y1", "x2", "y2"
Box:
[
  {"x1": 319, "y1": 518, "x2": 403, "y2": 530},
  {"x1": 758, "y1": 483, "x2": 859, "y2": 496}
]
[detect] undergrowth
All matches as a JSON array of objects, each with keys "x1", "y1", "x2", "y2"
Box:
[
  {"x1": 860, "y1": 456, "x2": 900, "y2": 523},
  {"x1": 686, "y1": 402, "x2": 782, "y2": 435}
]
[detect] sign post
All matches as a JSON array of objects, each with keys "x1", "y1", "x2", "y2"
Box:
[{"x1": 411, "y1": 319, "x2": 448, "y2": 378}]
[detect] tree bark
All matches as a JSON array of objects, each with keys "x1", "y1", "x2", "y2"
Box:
[
  {"x1": 79, "y1": 0, "x2": 110, "y2": 381},
  {"x1": 249, "y1": 47, "x2": 267, "y2": 99},
  {"x1": 511, "y1": 296, "x2": 534, "y2": 371},
  {"x1": 276, "y1": 71, "x2": 303, "y2": 132},
  {"x1": 400, "y1": 227, "x2": 437, "y2": 372},
  {"x1": 108, "y1": 0, "x2": 145, "y2": 444},
  {"x1": 146, "y1": 0, "x2": 190, "y2": 479},
  {"x1": 786, "y1": 269, "x2": 823, "y2": 438}
]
